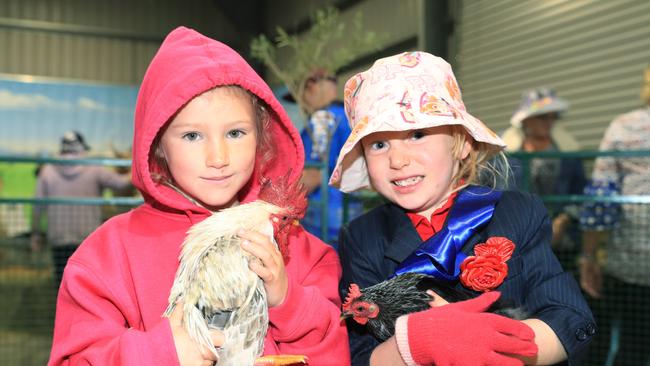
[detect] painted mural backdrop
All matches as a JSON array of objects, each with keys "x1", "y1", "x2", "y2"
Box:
[
  {"x1": 0, "y1": 76, "x2": 138, "y2": 236},
  {"x1": 0, "y1": 78, "x2": 304, "y2": 191},
  {"x1": 0, "y1": 76, "x2": 137, "y2": 156}
]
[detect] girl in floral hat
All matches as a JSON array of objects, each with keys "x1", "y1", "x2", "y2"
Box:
[{"x1": 331, "y1": 51, "x2": 594, "y2": 366}]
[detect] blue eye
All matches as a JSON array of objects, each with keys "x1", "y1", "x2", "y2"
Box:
[
  {"x1": 227, "y1": 129, "x2": 246, "y2": 138},
  {"x1": 182, "y1": 132, "x2": 200, "y2": 141},
  {"x1": 370, "y1": 141, "x2": 386, "y2": 150},
  {"x1": 410, "y1": 130, "x2": 425, "y2": 140}
]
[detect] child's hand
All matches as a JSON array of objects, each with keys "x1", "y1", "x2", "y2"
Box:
[
  {"x1": 426, "y1": 289, "x2": 450, "y2": 308},
  {"x1": 169, "y1": 302, "x2": 224, "y2": 366},
  {"x1": 238, "y1": 229, "x2": 289, "y2": 307},
  {"x1": 579, "y1": 257, "x2": 603, "y2": 299},
  {"x1": 395, "y1": 292, "x2": 538, "y2": 366}
]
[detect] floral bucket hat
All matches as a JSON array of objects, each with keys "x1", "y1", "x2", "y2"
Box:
[
  {"x1": 328, "y1": 51, "x2": 505, "y2": 193},
  {"x1": 510, "y1": 87, "x2": 568, "y2": 128}
]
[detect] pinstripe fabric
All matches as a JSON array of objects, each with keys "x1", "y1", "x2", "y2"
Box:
[{"x1": 339, "y1": 188, "x2": 594, "y2": 366}]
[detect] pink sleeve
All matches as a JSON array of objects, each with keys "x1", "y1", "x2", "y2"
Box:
[
  {"x1": 47, "y1": 261, "x2": 179, "y2": 366},
  {"x1": 266, "y1": 231, "x2": 350, "y2": 365}
]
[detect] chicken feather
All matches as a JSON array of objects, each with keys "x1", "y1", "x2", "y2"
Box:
[{"x1": 164, "y1": 200, "x2": 284, "y2": 365}]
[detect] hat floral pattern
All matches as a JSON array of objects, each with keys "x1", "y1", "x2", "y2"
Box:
[
  {"x1": 399, "y1": 91, "x2": 417, "y2": 123},
  {"x1": 343, "y1": 75, "x2": 364, "y2": 123},
  {"x1": 398, "y1": 52, "x2": 420, "y2": 67},
  {"x1": 446, "y1": 74, "x2": 462, "y2": 104}
]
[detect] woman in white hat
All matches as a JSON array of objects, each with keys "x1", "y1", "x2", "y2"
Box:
[
  {"x1": 503, "y1": 87, "x2": 579, "y2": 151},
  {"x1": 332, "y1": 52, "x2": 594, "y2": 366},
  {"x1": 503, "y1": 88, "x2": 587, "y2": 265}
]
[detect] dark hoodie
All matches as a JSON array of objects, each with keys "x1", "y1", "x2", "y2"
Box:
[{"x1": 48, "y1": 26, "x2": 349, "y2": 366}]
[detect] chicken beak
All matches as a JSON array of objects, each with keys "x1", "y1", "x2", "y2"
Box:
[
  {"x1": 292, "y1": 219, "x2": 300, "y2": 226},
  {"x1": 340, "y1": 311, "x2": 353, "y2": 321}
]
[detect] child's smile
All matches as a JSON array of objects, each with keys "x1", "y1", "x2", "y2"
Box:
[
  {"x1": 201, "y1": 174, "x2": 234, "y2": 184},
  {"x1": 392, "y1": 175, "x2": 424, "y2": 188},
  {"x1": 361, "y1": 126, "x2": 469, "y2": 218}
]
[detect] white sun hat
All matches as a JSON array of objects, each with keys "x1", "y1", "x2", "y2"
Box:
[
  {"x1": 328, "y1": 51, "x2": 505, "y2": 193},
  {"x1": 509, "y1": 87, "x2": 569, "y2": 128}
]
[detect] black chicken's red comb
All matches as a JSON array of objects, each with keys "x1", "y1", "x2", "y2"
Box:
[{"x1": 342, "y1": 283, "x2": 362, "y2": 312}]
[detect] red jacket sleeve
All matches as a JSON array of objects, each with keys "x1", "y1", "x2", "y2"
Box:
[
  {"x1": 47, "y1": 258, "x2": 179, "y2": 365},
  {"x1": 266, "y1": 230, "x2": 350, "y2": 365}
]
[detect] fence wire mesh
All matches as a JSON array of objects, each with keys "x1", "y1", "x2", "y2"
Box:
[{"x1": 0, "y1": 153, "x2": 649, "y2": 365}]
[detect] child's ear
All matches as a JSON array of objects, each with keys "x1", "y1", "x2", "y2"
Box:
[{"x1": 460, "y1": 138, "x2": 472, "y2": 160}]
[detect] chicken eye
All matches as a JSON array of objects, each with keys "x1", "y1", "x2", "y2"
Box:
[{"x1": 356, "y1": 306, "x2": 365, "y2": 312}]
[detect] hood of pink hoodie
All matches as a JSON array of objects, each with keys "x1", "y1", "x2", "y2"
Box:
[{"x1": 131, "y1": 26, "x2": 304, "y2": 216}]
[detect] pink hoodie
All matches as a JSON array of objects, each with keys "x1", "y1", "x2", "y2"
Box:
[{"x1": 48, "y1": 26, "x2": 350, "y2": 365}]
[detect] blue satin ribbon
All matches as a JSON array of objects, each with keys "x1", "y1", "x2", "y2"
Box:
[{"x1": 393, "y1": 186, "x2": 502, "y2": 282}]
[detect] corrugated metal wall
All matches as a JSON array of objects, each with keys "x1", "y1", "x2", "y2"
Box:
[
  {"x1": 0, "y1": 0, "x2": 238, "y2": 84},
  {"x1": 336, "y1": 0, "x2": 421, "y2": 86},
  {"x1": 455, "y1": 0, "x2": 650, "y2": 149}
]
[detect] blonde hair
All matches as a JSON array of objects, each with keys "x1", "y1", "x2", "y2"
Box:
[
  {"x1": 149, "y1": 85, "x2": 273, "y2": 184},
  {"x1": 450, "y1": 125, "x2": 510, "y2": 191}
]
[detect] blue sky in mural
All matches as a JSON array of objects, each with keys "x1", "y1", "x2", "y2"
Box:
[
  {"x1": 0, "y1": 77, "x2": 138, "y2": 156},
  {"x1": 0, "y1": 79, "x2": 307, "y2": 157}
]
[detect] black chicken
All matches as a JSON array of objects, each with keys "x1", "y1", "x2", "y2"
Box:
[{"x1": 341, "y1": 272, "x2": 525, "y2": 342}]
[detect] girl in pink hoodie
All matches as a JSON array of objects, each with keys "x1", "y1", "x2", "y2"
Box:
[{"x1": 47, "y1": 26, "x2": 349, "y2": 365}]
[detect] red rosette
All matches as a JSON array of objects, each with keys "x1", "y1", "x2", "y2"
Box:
[
  {"x1": 459, "y1": 237, "x2": 515, "y2": 292},
  {"x1": 473, "y1": 237, "x2": 515, "y2": 261}
]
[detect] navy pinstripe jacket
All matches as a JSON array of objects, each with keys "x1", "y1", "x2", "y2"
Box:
[{"x1": 339, "y1": 189, "x2": 595, "y2": 365}]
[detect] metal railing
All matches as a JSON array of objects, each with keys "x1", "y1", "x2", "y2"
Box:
[{"x1": 1, "y1": 150, "x2": 650, "y2": 365}]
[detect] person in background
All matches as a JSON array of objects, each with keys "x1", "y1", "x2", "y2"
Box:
[
  {"x1": 502, "y1": 88, "x2": 587, "y2": 273},
  {"x1": 332, "y1": 52, "x2": 594, "y2": 366},
  {"x1": 291, "y1": 70, "x2": 362, "y2": 248},
  {"x1": 31, "y1": 130, "x2": 131, "y2": 287},
  {"x1": 579, "y1": 65, "x2": 650, "y2": 366}
]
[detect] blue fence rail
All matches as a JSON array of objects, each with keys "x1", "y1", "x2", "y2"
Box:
[{"x1": 4, "y1": 151, "x2": 650, "y2": 237}]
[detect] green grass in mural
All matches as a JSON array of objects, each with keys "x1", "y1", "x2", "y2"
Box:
[
  {"x1": 0, "y1": 163, "x2": 38, "y2": 236},
  {"x1": 0, "y1": 163, "x2": 38, "y2": 197}
]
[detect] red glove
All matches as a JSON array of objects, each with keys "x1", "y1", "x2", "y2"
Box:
[{"x1": 394, "y1": 291, "x2": 538, "y2": 366}]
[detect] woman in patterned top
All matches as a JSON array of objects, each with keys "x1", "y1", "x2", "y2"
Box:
[{"x1": 580, "y1": 65, "x2": 650, "y2": 366}]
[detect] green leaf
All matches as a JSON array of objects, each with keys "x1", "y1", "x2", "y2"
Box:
[{"x1": 249, "y1": 5, "x2": 384, "y2": 114}]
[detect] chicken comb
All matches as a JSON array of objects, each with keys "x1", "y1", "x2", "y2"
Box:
[
  {"x1": 342, "y1": 283, "x2": 362, "y2": 312},
  {"x1": 258, "y1": 173, "x2": 308, "y2": 217}
]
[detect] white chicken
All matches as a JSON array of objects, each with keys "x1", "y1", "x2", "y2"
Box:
[{"x1": 163, "y1": 178, "x2": 308, "y2": 366}]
